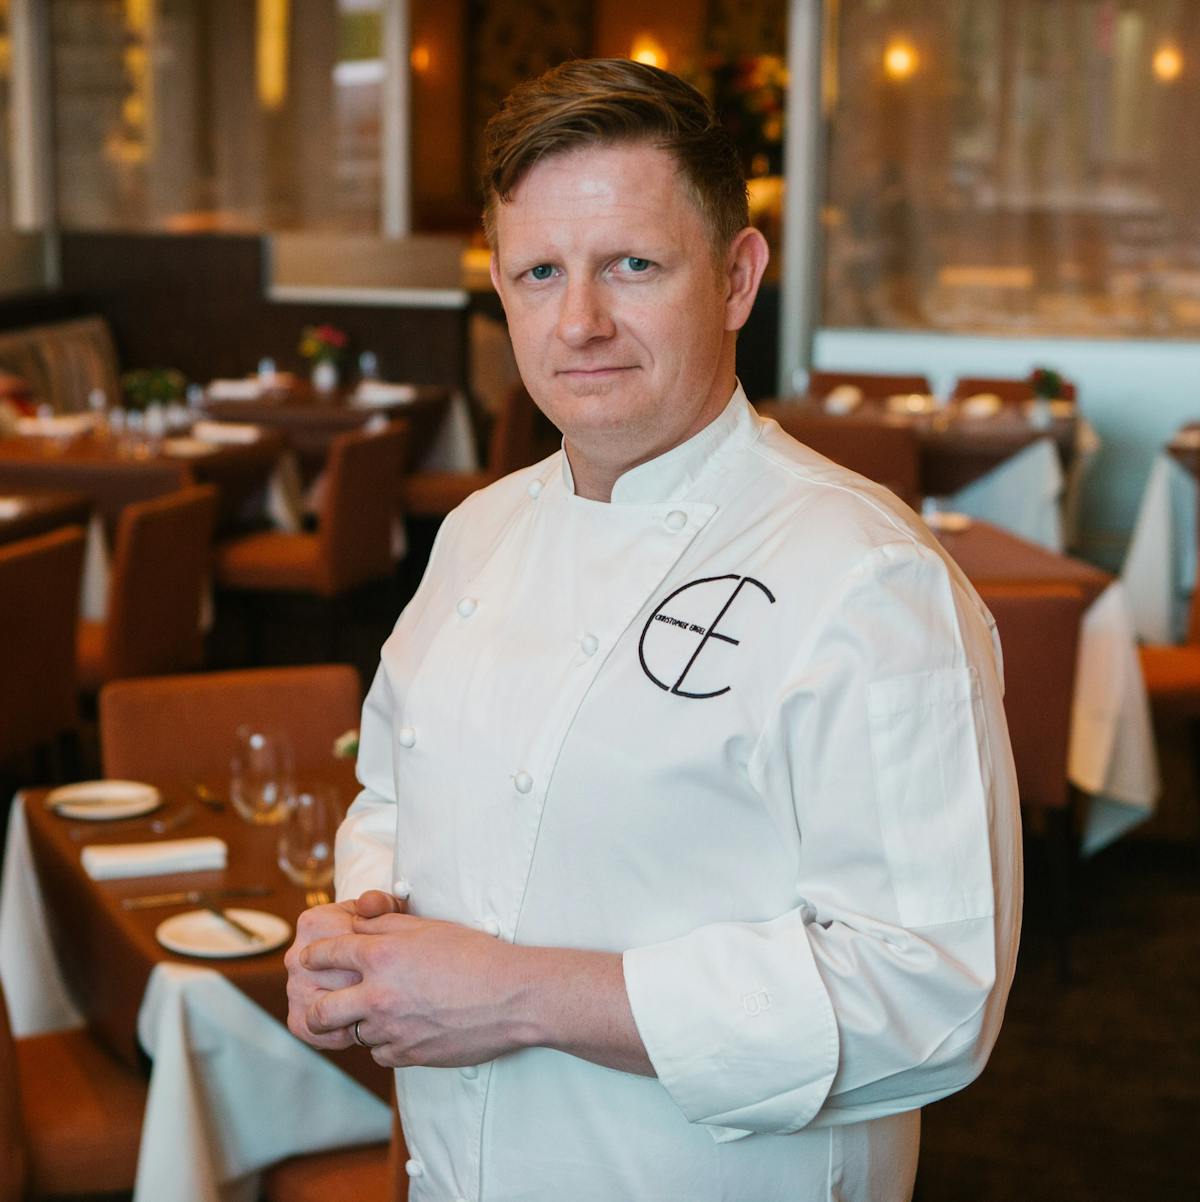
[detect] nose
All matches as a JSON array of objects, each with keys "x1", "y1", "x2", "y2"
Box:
[{"x1": 556, "y1": 278, "x2": 615, "y2": 347}]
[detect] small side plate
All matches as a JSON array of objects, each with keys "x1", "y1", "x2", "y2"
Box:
[
  {"x1": 156, "y1": 908, "x2": 292, "y2": 959},
  {"x1": 46, "y1": 780, "x2": 162, "y2": 822}
]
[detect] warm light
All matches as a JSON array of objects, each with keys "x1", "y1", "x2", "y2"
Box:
[
  {"x1": 1153, "y1": 43, "x2": 1183, "y2": 83},
  {"x1": 883, "y1": 37, "x2": 918, "y2": 81},
  {"x1": 630, "y1": 35, "x2": 667, "y2": 70},
  {"x1": 411, "y1": 43, "x2": 431, "y2": 73},
  {"x1": 257, "y1": 0, "x2": 291, "y2": 112}
]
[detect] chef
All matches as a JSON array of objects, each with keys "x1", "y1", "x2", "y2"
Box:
[{"x1": 285, "y1": 58, "x2": 1022, "y2": 1202}]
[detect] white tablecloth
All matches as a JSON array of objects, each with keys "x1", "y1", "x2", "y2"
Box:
[
  {"x1": 0, "y1": 799, "x2": 391, "y2": 1202},
  {"x1": 1121, "y1": 451, "x2": 1196, "y2": 645}
]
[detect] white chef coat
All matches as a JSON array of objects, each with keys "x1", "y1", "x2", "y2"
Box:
[{"x1": 337, "y1": 385, "x2": 1022, "y2": 1202}]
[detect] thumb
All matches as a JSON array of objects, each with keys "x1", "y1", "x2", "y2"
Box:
[{"x1": 355, "y1": 888, "x2": 407, "y2": 918}]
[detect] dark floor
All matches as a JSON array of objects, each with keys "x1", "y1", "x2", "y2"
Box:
[{"x1": 916, "y1": 836, "x2": 1200, "y2": 1202}]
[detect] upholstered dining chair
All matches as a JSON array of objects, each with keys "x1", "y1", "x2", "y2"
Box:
[
  {"x1": 978, "y1": 580, "x2": 1088, "y2": 979},
  {"x1": 99, "y1": 664, "x2": 362, "y2": 780},
  {"x1": 950, "y1": 374, "x2": 1078, "y2": 404},
  {"x1": 758, "y1": 405, "x2": 923, "y2": 511},
  {"x1": 0, "y1": 978, "x2": 147, "y2": 1201},
  {"x1": 0, "y1": 528, "x2": 85, "y2": 778},
  {"x1": 76, "y1": 485, "x2": 218, "y2": 694},
  {"x1": 806, "y1": 369, "x2": 932, "y2": 399},
  {"x1": 402, "y1": 382, "x2": 538, "y2": 517}
]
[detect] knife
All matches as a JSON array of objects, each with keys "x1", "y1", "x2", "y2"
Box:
[
  {"x1": 121, "y1": 884, "x2": 272, "y2": 910},
  {"x1": 204, "y1": 905, "x2": 266, "y2": 944}
]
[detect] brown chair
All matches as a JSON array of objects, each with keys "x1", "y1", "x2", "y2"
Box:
[
  {"x1": 978, "y1": 581, "x2": 1088, "y2": 978},
  {"x1": 76, "y1": 485, "x2": 218, "y2": 693},
  {"x1": 1, "y1": 978, "x2": 147, "y2": 1200},
  {"x1": 0, "y1": 528, "x2": 86, "y2": 771},
  {"x1": 950, "y1": 374, "x2": 1077, "y2": 404},
  {"x1": 402, "y1": 383, "x2": 538, "y2": 516},
  {"x1": 759, "y1": 405, "x2": 922, "y2": 511},
  {"x1": 807, "y1": 369, "x2": 932, "y2": 399},
  {"x1": 215, "y1": 424, "x2": 407, "y2": 599},
  {"x1": 99, "y1": 664, "x2": 362, "y2": 780}
]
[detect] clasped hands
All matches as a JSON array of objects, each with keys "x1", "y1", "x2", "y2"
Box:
[{"x1": 284, "y1": 889, "x2": 529, "y2": 1069}]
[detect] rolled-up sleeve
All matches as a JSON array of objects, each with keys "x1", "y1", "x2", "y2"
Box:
[{"x1": 623, "y1": 540, "x2": 1022, "y2": 1138}]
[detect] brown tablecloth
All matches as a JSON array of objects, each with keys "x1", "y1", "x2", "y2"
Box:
[
  {"x1": 0, "y1": 489, "x2": 92, "y2": 547},
  {"x1": 935, "y1": 518, "x2": 1112, "y2": 608},
  {"x1": 23, "y1": 766, "x2": 391, "y2": 1101}
]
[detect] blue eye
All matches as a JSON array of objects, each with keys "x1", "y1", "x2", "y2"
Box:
[
  {"x1": 529, "y1": 264, "x2": 554, "y2": 281},
  {"x1": 624, "y1": 257, "x2": 651, "y2": 272}
]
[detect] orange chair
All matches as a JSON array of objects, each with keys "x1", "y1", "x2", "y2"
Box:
[
  {"x1": 807, "y1": 369, "x2": 932, "y2": 400},
  {"x1": 1, "y1": 978, "x2": 147, "y2": 1200},
  {"x1": 979, "y1": 581, "x2": 1087, "y2": 978},
  {"x1": 402, "y1": 383, "x2": 538, "y2": 516},
  {"x1": 99, "y1": 664, "x2": 362, "y2": 780},
  {"x1": 0, "y1": 528, "x2": 86, "y2": 775},
  {"x1": 215, "y1": 424, "x2": 406, "y2": 600},
  {"x1": 950, "y1": 374, "x2": 1077, "y2": 404},
  {"x1": 759, "y1": 404, "x2": 922, "y2": 511},
  {"x1": 76, "y1": 485, "x2": 218, "y2": 693}
]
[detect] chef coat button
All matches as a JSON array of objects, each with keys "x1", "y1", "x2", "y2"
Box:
[
  {"x1": 460, "y1": 1063, "x2": 479, "y2": 1080},
  {"x1": 404, "y1": 1158, "x2": 424, "y2": 1178},
  {"x1": 456, "y1": 596, "x2": 477, "y2": 618},
  {"x1": 581, "y1": 633, "x2": 599, "y2": 657},
  {"x1": 665, "y1": 509, "x2": 687, "y2": 532},
  {"x1": 392, "y1": 878, "x2": 412, "y2": 900},
  {"x1": 398, "y1": 726, "x2": 416, "y2": 748},
  {"x1": 482, "y1": 916, "x2": 501, "y2": 937},
  {"x1": 528, "y1": 479, "x2": 543, "y2": 498},
  {"x1": 513, "y1": 770, "x2": 533, "y2": 794}
]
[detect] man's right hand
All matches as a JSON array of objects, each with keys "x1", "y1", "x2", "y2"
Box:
[{"x1": 285, "y1": 890, "x2": 406, "y2": 1048}]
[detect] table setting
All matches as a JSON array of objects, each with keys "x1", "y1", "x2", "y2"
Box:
[{"x1": 0, "y1": 726, "x2": 391, "y2": 1202}]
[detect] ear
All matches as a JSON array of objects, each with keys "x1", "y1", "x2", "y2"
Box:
[
  {"x1": 489, "y1": 253, "x2": 505, "y2": 308},
  {"x1": 722, "y1": 227, "x2": 770, "y2": 333}
]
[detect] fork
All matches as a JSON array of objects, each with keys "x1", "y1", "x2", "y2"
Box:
[{"x1": 305, "y1": 888, "x2": 332, "y2": 907}]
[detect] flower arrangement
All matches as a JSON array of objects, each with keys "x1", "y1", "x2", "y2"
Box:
[
  {"x1": 120, "y1": 367, "x2": 187, "y2": 410},
  {"x1": 693, "y1": 54, "x2": 788, "y2": 177},
  {"x1": 1030, "y1": 367, "x2": 1065, "y2": 399},
  {"x1": 333, "y1": 728, "x2": 360, "y2": 760},
  {"x1": 299, "y1": 324, "x2": 349, "y2": 365}
]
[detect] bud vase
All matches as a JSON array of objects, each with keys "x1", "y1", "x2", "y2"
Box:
[{"x1": 312, "y1": 359, "x2": 339, "y2": 393}]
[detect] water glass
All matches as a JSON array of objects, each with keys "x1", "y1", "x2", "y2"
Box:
[
  {"x1": 230, "y1": 726, "x2": 294, "y2": 825},
  {"x1": 277, "y1": 786, "x2": 339, "y2": 887}
]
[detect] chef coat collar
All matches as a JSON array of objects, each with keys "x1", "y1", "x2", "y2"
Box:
[{"x1": 558, "y1": 383, "x2": 756, "y2": 505}]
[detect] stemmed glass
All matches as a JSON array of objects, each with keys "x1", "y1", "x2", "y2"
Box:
[
  {"x1": 229, "y1": 727, "x2": 294, "y2": 826},
  {"x1": 277, "y1": 786, "x2": 339, "y2": 888}
]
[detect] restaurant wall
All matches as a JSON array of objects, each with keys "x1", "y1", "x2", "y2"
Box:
[{"x1": 815, "y1": 327, "x2": 1200, "y2": 570}]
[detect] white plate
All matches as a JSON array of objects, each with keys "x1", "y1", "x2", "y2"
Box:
[
  {"x1": 156, "y1": 908, "x2": 292, "y2": 959},
  {"x1": 46, "y1": 780, "x2": 162, "y2": 821},
  {"x1": 925, "y1": 510, "x2": 973, "y2": 533}
]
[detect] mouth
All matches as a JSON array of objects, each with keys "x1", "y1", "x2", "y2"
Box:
[{"x1": 555, "y1": 366, "x2": 637, "y2": 379}]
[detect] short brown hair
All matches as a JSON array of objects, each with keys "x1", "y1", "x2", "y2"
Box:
[{"x1": 482, "y1": 58, "x2": 749, "y2": 254}]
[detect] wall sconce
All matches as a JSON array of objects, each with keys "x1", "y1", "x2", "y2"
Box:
[
  {"x1": 630, "y1": 35, "x2": 667, "y2": 70},
  {"x1": 1152, "y1": 43, "x2": 1183, "y2": 83},
  {"x1": 257, "y1": 0, "x2": 291, "y2": 112},
  {"x1": 883, "y1": 37, "x2": 918, "y2": 82},
  {"x1": 411, "y1": 44, "x2": 431, "y2": 74}
]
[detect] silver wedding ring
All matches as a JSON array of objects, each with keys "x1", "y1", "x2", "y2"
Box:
[{"x1": 353, "y1": 1019, "x2": 381, "y2": 1049}]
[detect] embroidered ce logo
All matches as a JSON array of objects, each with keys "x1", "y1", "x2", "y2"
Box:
[{"x1": 638, "y1": 574, "x2": 776, "y2": 699}]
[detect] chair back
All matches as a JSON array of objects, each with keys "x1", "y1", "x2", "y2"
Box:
[
  {"x1": 807, "y1": 370, "x2": 931, "y2": 399},
  {"x1": 486, "y1": 383, "x2": 538, "y2": 476},
  {"x1": 0, "y1": 980, "x2": 29, "y2": 1202},
  {"x1": 978, "y1": 581, "x2": 1086, "y2": 811},
  {"x1": 0, "y1": 316, "x2": 120, "y2": 412},
  {"x1": 318, "y1": 424, "x2": 408, "y2": 597},
  {"x1": 0, "y1": 527, "x2": 85, "y2": 764},
  {"x1": 951, "y1": 374, "x2": 1077, "y2": 404},
  {"x1": 99, "y1": 664, "x2": 362, "y2": 780},
  {"x1": 765, "y1": 408, "x2": 922, "y2": 510},
  {"x1": 102, "y1": 485, "x2": 217, "y2": 682}
]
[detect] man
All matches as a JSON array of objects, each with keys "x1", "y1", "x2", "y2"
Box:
[{"x1": 286, "y1": 58, "x2": 1021, "y2": 1202}]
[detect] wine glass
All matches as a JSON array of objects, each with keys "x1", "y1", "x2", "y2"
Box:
[
  {"x1": 277, "y1": 786, "x2": 339, "y2": 888},
  {"x1": 229, "y1": 726, "x2": 294, "y2": 825}
]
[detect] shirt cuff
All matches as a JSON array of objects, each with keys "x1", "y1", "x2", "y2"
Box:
[{"x1": 623, "y1": 909, "x2": 840, "y2": 1134}]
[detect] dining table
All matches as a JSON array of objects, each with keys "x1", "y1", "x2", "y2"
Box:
[
  {"x1": 0, "y1": 488, "x2": 92, "y2": 547},
  {"x1": 0, "y1": 764, "x2": 393, "y2": 1202},
  {"x1": 937, "y1": 518, "x2": 1159, "y2": 852}
]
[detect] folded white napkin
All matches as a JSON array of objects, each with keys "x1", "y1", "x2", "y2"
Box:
[
  {"x1": 958, "y1": 392, "x2": 1002, "y2": 419},
  {"x1": 823, "y1": 384, "x2": 864, "y2": 415},
  {"x1": 353, "y1": 381, "x2": 418, "y2": 407},
  {"x1": 205, "y1": 379, "x2": 263, "y2": 401},
  {"x1": 14, "y1": 413, "x2": 96, "y2": 437},
  {"x1": 0, "y1": 496, "x2": 29, "y2": 519},
  {"x1": 161, "y1": 437, "x2": 220, "y2": 458},
  {"x1": 191, "y1": 420, "x2": 262, "y2": 444},
  {"x1": 81, "y1": 836, "x2": 228, "y2": 881}
]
